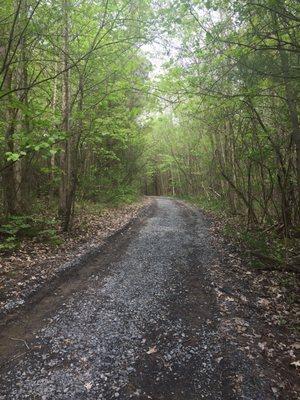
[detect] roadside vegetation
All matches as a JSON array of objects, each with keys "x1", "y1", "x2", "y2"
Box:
[
  {"x1": 143, "y1": 1, "x2": 300, "y2": 278},
  {"x1": 0, "y1": 0, "x2": 152, "y2": 254},
  {"x1": 0, "y1": 2, "x2": 299, "y2": 293}
]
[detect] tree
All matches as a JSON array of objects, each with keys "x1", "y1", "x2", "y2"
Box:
[{"x1": 146, "y1": 0, "x2": 300, "y2": 233}]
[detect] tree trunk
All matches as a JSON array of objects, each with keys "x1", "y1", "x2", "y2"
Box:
[
  {"x1": 50, "y1": 61, "x2": 58, "y2": 201},
  {"x1": 1, "y1": 68, "x2": 19, "y2": 215},
  {"x1": 59, "y1": 0, "x2": 72, "y2": 231},
  {"x1": 16, "y1": 0, "x2": 30, "y2": 210},
  {"x1": 273, "y1": 7, "x2": 300, "y2": 224}
]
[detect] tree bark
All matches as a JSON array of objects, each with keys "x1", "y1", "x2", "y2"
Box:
[
  {"x1": 59, "y1": 0, "x2": 72, "y2": 231},
  {"x1": 273, "y1": 6, "x2": 300, "y2": 224}
]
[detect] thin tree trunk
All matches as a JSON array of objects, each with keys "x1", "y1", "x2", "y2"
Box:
[
  {"x1": 50, "y1": 61, "x2": 58, "y2": 200},
  {"x1": 273, "y1": 7, "x2": 300, "y2": 224},
  {"x1": 16, "y1": 0, "x2": 30, "y2": 210},
  {"x1": 2, "y1": 68, "x2": 19, "y2": 215},
  {"x1": 59, "y1": 0, "x2": 72, "y2": 231}
]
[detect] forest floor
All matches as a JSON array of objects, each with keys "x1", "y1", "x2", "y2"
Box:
[
  {"x1": 0, "y1": 197, "x2": 152, "y2": 319},
  {"x1": 0, "y1": 197, "x2": 299, "y2": 399}
]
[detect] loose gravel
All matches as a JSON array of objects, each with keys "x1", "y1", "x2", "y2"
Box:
[{"x1": 0, "y1": 198, "x2": 297, "y2": 399}]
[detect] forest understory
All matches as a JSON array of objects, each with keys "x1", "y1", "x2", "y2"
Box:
[{"x1": 0, "y1": 197, "x2": 152, "y2": 318}]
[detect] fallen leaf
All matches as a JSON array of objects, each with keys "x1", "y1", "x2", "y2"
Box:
[
  {"x1": 258, "y1": 298, "x2": 270, "y2": 308},
  {"x1": 240, "y1": 295, "x2": 248, "y2": 303},
  {"x1": 146, "y1": 346, "x2": 157, "y2": 355},
  {"x1": 258, "y1": 342, "x2": 267, "y2": 351},
  {"x1": 290, "y1": 360, "x2": 300, "y2": 368},
  {"x1": 84, "y1": 382, "x2": 92, "y2": 391},
  {"x1": 291, "y1": 343, "x2": 300, "y2": 350}
]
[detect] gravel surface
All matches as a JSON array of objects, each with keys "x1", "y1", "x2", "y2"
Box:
[
  {"x1": 0, "y1": 198, "x2": 298, "y2": 399},
  {"x1": 0, "y1": 198, "x2": 151, "y2": 318}
]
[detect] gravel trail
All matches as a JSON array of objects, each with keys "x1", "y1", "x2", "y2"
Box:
[{"x1": 0, "y1": 198, "x2": 293, "y2": 399}]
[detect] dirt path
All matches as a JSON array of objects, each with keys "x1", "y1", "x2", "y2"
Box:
[{"x1": 0, "y1": 198, "x2": 298, "y2": 399}]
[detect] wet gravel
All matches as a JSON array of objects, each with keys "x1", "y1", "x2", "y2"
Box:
[{"x1": 0, "y1": 198, "x2": 295, "y2": 399}]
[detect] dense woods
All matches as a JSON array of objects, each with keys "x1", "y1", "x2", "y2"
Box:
[
  {"x1": 0, "y1": 0, "x2": 299, "y2": 255},
  {"x1": 146, "y1": 0, "x2": 300, "y2": 239},
  {"x1": 0, "y1": 0, "x2": 151, "y2": 242}
]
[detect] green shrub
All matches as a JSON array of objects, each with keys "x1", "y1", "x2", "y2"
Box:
[
  {"x1": 0, "y1": 215, "x2": 61, "y2": 253},
  {"x1": 0, "y1": 215, "x2": 31, "y2": 252},
  {"x1": 0, "y1": 236, "x2": 19, "y2": 252}
]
